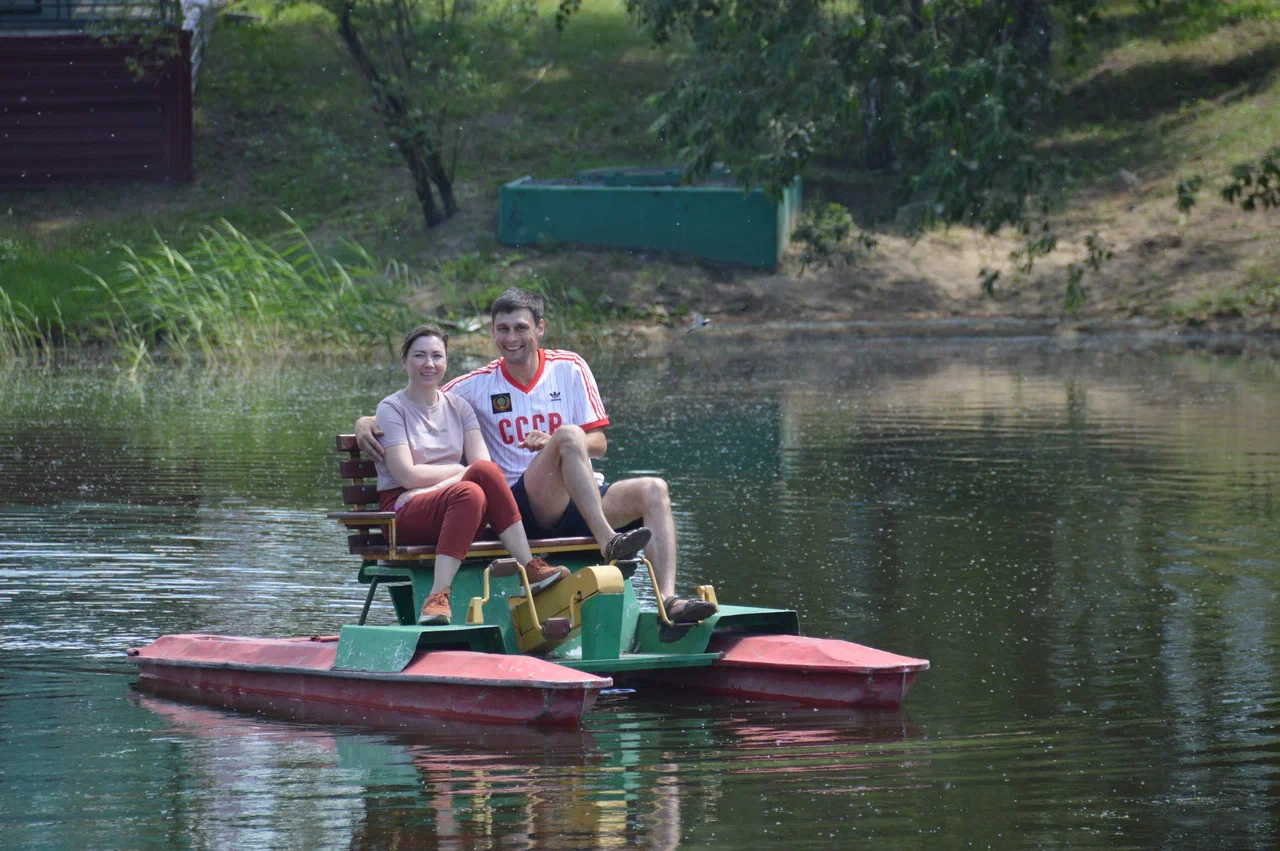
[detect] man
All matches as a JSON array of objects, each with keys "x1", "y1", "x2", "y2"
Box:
[{"x1": 356, "y1": 287, "x2": 717, "y2": 624}]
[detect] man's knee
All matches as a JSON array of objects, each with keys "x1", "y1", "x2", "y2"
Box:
[
  {"x1": 548, "y1": 424, "x2": 589, "y2": 460},
  {"x1": 615, "y1": 476, "x2": 669, "y2": 515},
  {"x1": 640, "y1": 477, "x2": 670, "y2": 508}
]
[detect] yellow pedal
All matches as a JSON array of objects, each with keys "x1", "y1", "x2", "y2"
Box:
[
  {"x1": 465, "y1": 559, "x2": 519, "y2": 625},
  {"x1": 510, "y1": 565, "x2": 626, "y2": 653}
]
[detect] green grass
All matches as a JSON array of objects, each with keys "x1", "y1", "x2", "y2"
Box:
[
  {"x1": 1161, "y1": 260, "x2": 1280, "y2": 319},
  {"x1": 0, "y1": 239, "x2": 121, "y2": 346},
  {"x1": 1047, "y1": 1, "x2": 1280, "y2": 188}
]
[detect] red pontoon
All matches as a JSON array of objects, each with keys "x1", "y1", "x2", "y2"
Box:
[{"x1": 129, "y1": 634, "x2": 611, "y2": 726}]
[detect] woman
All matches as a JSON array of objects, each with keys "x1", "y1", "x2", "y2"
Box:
[{"x1": 374, "y1": 324, "x2": 569, "y2": 625}]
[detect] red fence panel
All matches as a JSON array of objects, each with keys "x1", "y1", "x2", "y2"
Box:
[{"x1": 0, "y1": 31, "x2": 192, "y2": 187}]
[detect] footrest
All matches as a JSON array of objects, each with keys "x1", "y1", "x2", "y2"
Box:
[{"x1": 542, "y1": 617, "x2": 571, "y2": 639}]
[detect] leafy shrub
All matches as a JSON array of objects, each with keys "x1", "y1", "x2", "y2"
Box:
[{"x1": 792, "y1": 202, "x2": 878, "y2": 274}]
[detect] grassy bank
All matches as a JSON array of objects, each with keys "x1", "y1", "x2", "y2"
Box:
[{"x1": 2, "y1": 0, "x2": 1280, "y2": 360}]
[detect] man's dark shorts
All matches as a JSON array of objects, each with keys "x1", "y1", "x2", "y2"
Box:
[{"x1": 510, "y1": 474, "x2": 640, "y2": 540}]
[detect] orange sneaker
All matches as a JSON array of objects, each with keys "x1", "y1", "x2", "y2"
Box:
[
  {"x1": 523, "y1": 558, "x2": 569, "y2": 593},
  {"x1": 419, "y1": 586, "x2": 452, "y2": 625}
]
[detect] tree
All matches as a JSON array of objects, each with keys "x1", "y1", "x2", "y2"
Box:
[
  {"x1": 300, "y1": 0, "x2": 536, "y2": 228},
  {"x1": 555, "y1": 1, "x2": 1112, "y2": 297},
  {"x1": 619, "y1": 0, "x2": 1100, "y2": 234}
]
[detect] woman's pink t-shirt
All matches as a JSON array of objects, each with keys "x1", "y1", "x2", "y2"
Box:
[{"x1": 373, "y1": 389, "x2": 481, "y2": 493}]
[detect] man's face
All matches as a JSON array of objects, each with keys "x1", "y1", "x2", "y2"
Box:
[{"x1": 491, "y1": 308, "x2": 544, "y2": 366}]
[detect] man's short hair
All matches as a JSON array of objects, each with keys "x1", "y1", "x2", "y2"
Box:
[{"x1": 490, "y1": 287, "x2": 545, "y2": 325}]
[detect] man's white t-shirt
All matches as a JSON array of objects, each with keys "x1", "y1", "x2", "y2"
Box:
[{"x1": 441, "y1": 349, "x2": 608, "y2": 485}]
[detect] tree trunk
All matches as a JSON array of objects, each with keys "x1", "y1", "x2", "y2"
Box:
[
  {"x1": 335, "y1": 7, "x2": 452, "y2": 229},
  {"x1": 424, "y1": 149, "x2": 459, "y2": 219},
  {"x1": 1011, "y1": 0, "x2": 1054, "y2": 68},
  {"x1": 862, "y1": 79, "x2": 895, "y2": 171},
  {"x1": 402, "y1": 146, "x2": 445, "y2": 228}
]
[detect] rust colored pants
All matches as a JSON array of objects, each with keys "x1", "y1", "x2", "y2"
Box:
[{"x1": 379, "y1": 460, "x2": 521, "y2": 559}]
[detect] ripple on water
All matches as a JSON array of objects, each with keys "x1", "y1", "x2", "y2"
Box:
[{"x1": 3, "y1": 343, "x2": 1280, "y2": 848}]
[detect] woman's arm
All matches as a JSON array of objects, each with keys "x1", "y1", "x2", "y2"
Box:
[
  {"x1": 392, "y1": 471, "x2": 466, "y2": 509},
  {"x1": 390, "y1": 429, "x2": 487, "y2": 510},
  {"x1": 463, "y1": 428, "x2": 492, "y2": 464},
  {"x1": 383, "y1": 444, "x2": 467, "y2": 490}
]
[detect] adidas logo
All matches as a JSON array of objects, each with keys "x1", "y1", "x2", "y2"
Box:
[{"x1": 549, "y1": 391, "x2": 561, "y2": 401}]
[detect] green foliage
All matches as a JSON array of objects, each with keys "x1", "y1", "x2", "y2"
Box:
[
  {"x1": 618, "y1": 0, "x2": 1090, "y2": 238},
  {"x1": 1176, "y1": 175, "x2": 1204, "y2": 212},
  {"x1": 1135, "y1": 0, "x2": 1280, "y2": 39},
  {"x1": 1222, "y1": 146, "x2": 1280, "y2": 212},
  {"x1": 0, "y1": 239, "x2": 73, "y2": 358},
  {"x1": 283, "y1": 0, "x2": 539, "y2": 227},
  {"x1": 0, "y1": 287, "x2": 58, "y2": 360},
  {"x1": 792, "y1": 202, "x2": 877, "y2": 274},
  {"x1": 1063, "y1": 232, "x2": 1113, "y2": 314},
  {"x1": 86, "y1": 215, "x2": 405, "y2": 364},
  {"x1": 0, "y1": 238, "x2": 23, "y2": 265},
  {"x1": 1162, "y1": 265, "x2": 1280, "y2": 320},
  {"x1": 1175, "y1": 146, "x2": 1280, "y2": 215},
  {"x1": 550, "y1": 0, "x2": 1280, "y2": 311}
]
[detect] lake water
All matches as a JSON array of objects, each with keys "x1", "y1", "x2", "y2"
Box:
[{"x1": 2, "y1": 331, "x2": 1279, "y2": 849}]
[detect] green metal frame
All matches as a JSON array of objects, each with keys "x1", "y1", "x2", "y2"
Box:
[{"x1": 348, "y1": 553, "x2": 802, "y2": 676}]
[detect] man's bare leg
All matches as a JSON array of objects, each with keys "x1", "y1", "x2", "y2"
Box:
[
  {"x1": 602, "y1": 477, "x2": 715, "y2": 623},
  {"x1": 521, "y1": 425, "x2": 619, "y2": 547},
  {"x1": 601, "y1": 477, "x2": 676, "y2": 598}
]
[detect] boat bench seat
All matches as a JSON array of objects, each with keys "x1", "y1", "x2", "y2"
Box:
[{"x1": 328, "y1": 434, "x2": 600, "y2": 563}]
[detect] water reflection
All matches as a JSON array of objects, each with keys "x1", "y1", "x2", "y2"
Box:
[
  {"x1": 130, "y1": 686, "x2": 920, "y2": 850},
  {"x1": 3, "y1": 337, "x2": 1280, "y2": 848}
]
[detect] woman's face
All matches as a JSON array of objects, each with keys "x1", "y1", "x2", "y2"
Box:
[{"x1": 402, "y1": 334, "x2": 448, "y2": 393}]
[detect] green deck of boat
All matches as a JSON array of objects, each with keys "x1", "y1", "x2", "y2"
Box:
[{"x1": 558, "y1": 652, "x2": 722, "y2": 674}]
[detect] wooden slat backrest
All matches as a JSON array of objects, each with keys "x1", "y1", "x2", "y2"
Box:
[
  {"x1": 330, "y1": 433, "x2": 600, "y2": 562},
  {"x1": 335, "y1": 434, "x2": 379, "y2": 509},
  {"x1": 342, "y1": 484, "x2": 379, "y2": 505},
  {"x1": 334, "y1": 433, "x2": 387, "y2": 554},
  {"x1": 339, "y1": 459, "x2": 377, "y2": 478}
]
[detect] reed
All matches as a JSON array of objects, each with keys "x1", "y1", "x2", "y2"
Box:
[
  {"x1": 0, "y1": 287, "x2": 63, "y2": 360},
  {"x1": 88, "y1": 215, "x2": 404, "y2": 363}
]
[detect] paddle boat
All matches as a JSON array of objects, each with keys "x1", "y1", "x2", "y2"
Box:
[{"x1": 127, "y1": 436, "x2": 929, "y2": 726}]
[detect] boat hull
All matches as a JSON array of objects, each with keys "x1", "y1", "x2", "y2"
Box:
[
  {"x1": 129, "y1": 634, "x2": 611, "y2": 726},
  {"x1": 620, "y1": 633, "x2": 929, "y2": 707}
]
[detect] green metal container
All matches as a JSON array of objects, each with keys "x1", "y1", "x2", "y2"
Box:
[{"x1": 499, "y1": 167, "x2": 802, "y2": 269}]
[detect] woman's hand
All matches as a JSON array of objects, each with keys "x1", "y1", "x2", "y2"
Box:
[
  {"x1": 394, "y1": 487, "x2": 432, "y2": 510},
  {"x1": 393, "y1": 469, "x2": 466, "y2": 509}
]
